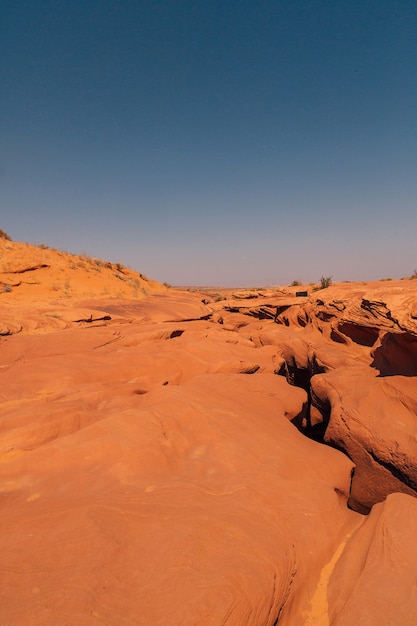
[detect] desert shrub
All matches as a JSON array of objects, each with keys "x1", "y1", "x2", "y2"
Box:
[
  {"x1": 38, "y1": 243, "x2": 50, "y2": 249},
  {"x1": 0, "y1": 228, "x2": 11, "y2": 241},
  {"x1": 163, "y1": 282, "x2": 172, "y2": 288},
  {"x1": 290, "y1": 280, "x2": 302, "y2": 287},
  {"x1": 1, "y1": 283, "x2": 12, "y2": 293},
  {"x1": 319, "y1": 276, "x2": 332, "y2": 289},
  {"x1": 411, "y1": 269, "x2": 417, "y2": 279}
]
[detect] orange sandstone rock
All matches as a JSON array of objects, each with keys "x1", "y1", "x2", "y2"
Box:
[{"x1": 1, "y1": 241, "x2": 417, "y2": 624}]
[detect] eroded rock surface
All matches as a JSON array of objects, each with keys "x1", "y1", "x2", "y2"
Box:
[
  {"x1": 328, "y1": 493, "x2": 417, "y2": 626},
  {"x1": 1, "y1": 242, "x2": 417, "y2": 624},
  {"x1": 223, "y1": 282, "x2": 417, "y2": 514}
]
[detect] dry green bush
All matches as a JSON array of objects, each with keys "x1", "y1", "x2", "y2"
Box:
[{"x1": 319, "y1": 276, "x2": 332, "y2": 289}]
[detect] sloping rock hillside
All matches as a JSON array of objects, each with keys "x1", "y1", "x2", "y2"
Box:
[{"x1": 1, "y1": 239, "x2": 416, "y2": 625}]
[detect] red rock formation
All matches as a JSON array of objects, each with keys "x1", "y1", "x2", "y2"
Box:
[
  {"x1": 328, "y1": 493, "x2": 417, "y2": 626},
  {"x1": 226, "y1": 281, "x2": 417, "y2": 514},
  {"x1": 1, "y1": 241, "x2": 417, "y2": 623}
]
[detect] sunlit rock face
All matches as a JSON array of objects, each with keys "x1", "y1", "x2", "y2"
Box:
[
  {"x1": 234, "y1": 282, "x2": 417, "y2": 515},
  {"x1": 1, "y1": 240, "x2": 417, "y2": 624}
]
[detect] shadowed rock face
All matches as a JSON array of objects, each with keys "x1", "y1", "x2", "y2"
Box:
[
  {"x1": 230, "y1": 283, "x2": 417, "y2": 514},
  {"x1": 372, "y1": 331, "x2": 417, "y2": 376},
  {"x1": 1, "y1": 244, "x2": 417, "y2": 625}
]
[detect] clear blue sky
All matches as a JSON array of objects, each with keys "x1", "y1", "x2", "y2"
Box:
[{"x1": 1, "y1": 1, "x2": 416, "y2": 286}]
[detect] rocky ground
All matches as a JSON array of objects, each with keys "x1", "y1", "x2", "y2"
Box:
[{"x1": 1, "y1": 236, "x2": 417, "y2": 624}]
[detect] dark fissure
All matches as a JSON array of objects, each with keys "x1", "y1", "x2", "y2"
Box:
[{"x1": 277, "y1": 361, "x2": 360, "y2": 512}]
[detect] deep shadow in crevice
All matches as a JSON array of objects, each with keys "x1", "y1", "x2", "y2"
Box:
[
  {"x1": 278, "y1": 361, "x2": 367, "y2": 513},
  {"x1": 330, "y1": 328, "x2": 349, "y2": 344},
  {"x1": 338, "y1": 322, "x2": 379, "y2": 347},
  {"x1": 169, "y1": 329, "x2": 184, "y2": 339},
  {"x1": 371, "y1": 332, "x2": 417, "y2": 376},
  {"x1": 278, "y1": 360, "x2": 327, "y2": 438}
]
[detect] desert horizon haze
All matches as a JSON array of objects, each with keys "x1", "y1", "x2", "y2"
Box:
[
  {"x1": 1, "y1": 232, "x2": 417, "y2": 623},
  {"x1": 1, "y1": 0, "x2": 417, "y2": 285}
]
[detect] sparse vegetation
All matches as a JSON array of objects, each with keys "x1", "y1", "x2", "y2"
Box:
[
  {"x1": 411, "y1": 269, "x2": 417, "y2": 280},
  {"x1": 163, "y1": 282, "x2": 172, "y2": 288},
  {"x1": 319, "y1": 276, "x2": 332, "y2": 290},
  {"x1": 0, "y1": 228, "x2": 11, "y2": 241},
  {"x1": 0, "y1": 237, "x2": 154, "y2": 299},
  {"x1": 290, "y1": 280, "x2": 302, "y2": 287},
  {"x1": 380, "y1": 277, "x2": 393, "y2": 281}
]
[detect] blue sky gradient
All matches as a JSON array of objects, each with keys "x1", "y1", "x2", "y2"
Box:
[{"x1": 1, "y1": 1, "x2": 416, "y2": 285}]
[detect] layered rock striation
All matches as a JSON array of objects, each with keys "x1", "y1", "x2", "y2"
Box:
[
  {"x1": 1, "y1": 245, "x2": 417, "y2": 625},
  {"x1": 221, "y1": 282, "x2": 417, "y2": 514}
]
